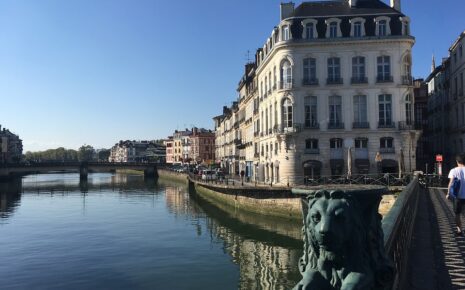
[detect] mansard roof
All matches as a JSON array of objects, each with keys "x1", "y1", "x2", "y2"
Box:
[{"x1": 291, "y1": 1, "x2": 402, "y2": 18}]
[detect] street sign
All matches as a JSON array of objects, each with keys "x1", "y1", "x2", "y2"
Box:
[{"x1": 436, "y1": 154, "x2": 443, "y2": 162}]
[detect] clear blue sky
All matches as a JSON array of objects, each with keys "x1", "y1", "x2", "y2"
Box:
[{"x1": 1, "y1": 0, "x2": 464, "y2": 152}]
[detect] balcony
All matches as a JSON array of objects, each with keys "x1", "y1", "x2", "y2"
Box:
[
  {"x1": 401, "y1": 75, "x2": 413, "y2": 86},
  {"x1": 253, "y1": 109, "x2": 259, "y2": 115},
  {"x1": 376, "y1": 75, "x2": 393, "y2": 83},
  {"x1": 302, "y1": 78, "x2": 319, "y2": 86},
  {"x1": 326, "y1": 77, "x2": 343, "y2": 85},
  {"x1": 328, "y1": 122, "x2": 345, "y2": 129},
  {"x1": 254, "y1": 153, "x2": 260, "y2": 158},
  {"x1": 352, "y1": 122, "x2": 370, "y2": 129},
  {"x1": 254, "y1": 132, "x2": 259, "y2": 137},
  {"x1": 304, "y1": 148, "x2": 320, "y2": 154},
  {"x1": 304, "y1": 122, "x2": 320, "y2": 130},
  {"x1": 351, "y1": 76, "x2": 368, "y2": 84},
  {"x1": 275, "y1": 123, "x2": 302, "y2": 134},
  {"x1": 268, "y1": 129, "x2": 272, "y2": 135},
  {"x1": 378, "y1": 121, "x2": 395, "y2": 129},
  {"x1": 398, "y1": 121, "x2": 415, "y2": 130},
  {"x1": 268, "y1": 90, "x2": 272, "y2": 95},
  {"x1": 272, "y1": 84, "x2": 277, "y2": 91},
  {"x1": 279, "y1": 80, "x2": 294, "y2": 90},
  {"x1": 380, "y1": 147, "x2": 396, "y2": 154}
]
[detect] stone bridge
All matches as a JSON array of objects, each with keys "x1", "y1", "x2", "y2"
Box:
[{"x1": 0, "y1": 162, "x2": 159, "y2": 180}]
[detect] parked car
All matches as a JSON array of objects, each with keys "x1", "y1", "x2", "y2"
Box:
[{"x1": 202, "y1": 170, "x2": 217, "y2": 181}]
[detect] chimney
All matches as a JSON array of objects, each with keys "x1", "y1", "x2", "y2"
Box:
[
  {"x1": 349, "y1": 0, "x2": 357, "y2": 7},
  {"x1": 390, "y1": 0, "x2": 401, "y2": 11},
  {"x1": 280, "y1": 2, "x2": 295, "y2": 20}
]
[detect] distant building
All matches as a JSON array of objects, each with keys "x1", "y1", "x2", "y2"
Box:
[
  {"x1": 413, "y1": 79, "x2": 429, "y2": 171},
  {"x1": 165, "y1": 137, "x2": 174, "y2": 164},
  {"x1": 0, "y1": 125, "x2": 23, "y2": 164},
  {"x1": 172, "y1": 129, "x2": 192, "y2": 164},
  {"x1": 190, "y1": 127, "x2": 215, "y2": 165},
  {"x1": 109, "y1": 140, "x2": 166, "y2": 163},
  {"x1": 446, "y1": 30, "x2": 465, "y2": 168}
]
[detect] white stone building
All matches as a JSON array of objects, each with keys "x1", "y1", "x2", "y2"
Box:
[{"x1": 215, "y1": 0, "x2": 419, "y2": 185}]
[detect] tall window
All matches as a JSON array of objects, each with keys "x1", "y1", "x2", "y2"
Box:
[
  {"x1": 329, "y1": 22, "x2": 338, "y2": 38},
  {"x1": 353, "y1": 22, "x2": 362, "y2": 37},
  {"x1": 380, "y1": 137, "x2": 394, "y2": 149},
  {"x1": 405, "y1": 94, "x2": 413, "y2": 125},
  {"x1": 330, "y1": 138, "x2": 343, "y2": 149},
  {"x1": 283, "y1": 25, "x2": 290, "y2": 41},
  {"x1": 352, "y1": 56, "x2": 366, "y2": 83},
  {"x1": 327, "y1": 57, "x2": 341, "y2": 83},
  {"x1": 305, "y1": 139, "x2": 319, "y2": 153},
  {"x1": 378, "y1": 20, "x2": 387, "y2": 36},
  {"x1": 355, "y1": 138, "x2": 368, "y2": 149},
  {"x1": 303, "y1": 58, "x2": 317, "y2": 85},
  {"x1": 379, "y1": 94, "x2": 392, "y2": 127},
  {"x1": 304, "y1": 96, "x2": 318, "y2": 128},
  {"x1": 281, "y1": 60, "x2": 292, "y2": 89},
  {"x1": 353, "y1": 95, "x2": 368, "y2": 127},
  {"x1": 282, "y1": 98, "x2": 293, "y2": 129},
  {"x1": 268, "y1": 72, "x2": 272, "y2": 93},
  {"x1": 273, "y1": 66, "x2": 277, "y2": 90},
  {"x1": 329, "y1": 96, "x2": 342, "y2": 128},
  {"x1": 306, "y1": 23, "x2": 314, "y2": 39},
  {"x1": 264, "y1": 77, "x2": 268, "y2": 96},
  {"x1": 377, "y1": 56, "x2": 391, "y2": 82}
]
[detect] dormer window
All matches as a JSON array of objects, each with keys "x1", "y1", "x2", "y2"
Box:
[
  {"x1": 354, "y1": 22, "x2": 362, "y2": 37},
  {"x1": 329, "y1": 22, "x2": 338, "y2": 38},
  {"x1": 282, "y1": 25, "x2": 290, "y2": 41},
  {"x1": 350, "y1": 18, "x2": 366, "y2": 37},
  {"x1": 325, "y1": 18, "x2": 342, "y2": 38},
  {"x1": 400, "y1": 16, "x2": 410, "y2": 36},
  {"x1": 379, "y1": 20, "x2": 387, "y2": 36},
  {"x1": 375, "y1": 16, "x2": 391, "y2": 37},
  {"x1": 306, "y1": 23, "x2": 314, "y2": 39},
  {"x1": 302, "y1": 19, "x2": 318, "y2": 40}
]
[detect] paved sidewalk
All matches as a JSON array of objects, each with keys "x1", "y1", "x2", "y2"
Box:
[{"x1": 407, "y1": 188, "x2": 465, "y2": 290}]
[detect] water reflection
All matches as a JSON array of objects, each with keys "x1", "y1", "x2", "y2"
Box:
[
  {"x1": 163, "y1": 183, "x2": 303, "y2": 290},
  {"x1": 0, "y1": 173, "x2": 302, "y2": 289},
  {"x1": 0, "y1": 178, "x2": 22, "y2": 219}
]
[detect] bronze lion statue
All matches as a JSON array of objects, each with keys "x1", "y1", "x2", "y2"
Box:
[{"x1": 293, "y1": 190, "x2": 393, "y2": 290}]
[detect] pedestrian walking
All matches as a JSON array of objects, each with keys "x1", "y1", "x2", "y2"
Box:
[{"x1": 447, "y1": 154, "x2": 465, "y2": 236}]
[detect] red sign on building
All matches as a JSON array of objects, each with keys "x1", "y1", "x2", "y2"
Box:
[{"x1": 436, "y1": 154, "x2": 443, "y2": 162}]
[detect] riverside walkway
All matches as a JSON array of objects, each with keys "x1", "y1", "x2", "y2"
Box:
[{"x1": 407, "y1": 187, "x2": 465, "y2": 290}]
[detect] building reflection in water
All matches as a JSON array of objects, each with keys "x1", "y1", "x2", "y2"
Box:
[
  {"x1": 0, "y1": 178, "x2": 22, "y2": 220},
  {"x1": 164, "y1": 183, "x2": 302, "y2": 289}
]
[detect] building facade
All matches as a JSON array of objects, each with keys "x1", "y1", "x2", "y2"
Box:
[
  {"x1": 0, "y1": 125, "x2": 23, "y2": 164},
  {"x1": 109, "y1": 140, "x2": 165, "y2": 163},
  {"x1": 190, "y1": 128, "x2": 216, "y2": 165},
  {"x1": 214, "y1": 0, "x2": 419, "y2": 185},
  {"x1": 446, "y1": 31, "x2": 465, "y2": 169}
]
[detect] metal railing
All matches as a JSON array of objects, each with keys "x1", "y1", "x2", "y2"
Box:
[
  {"x1": 303, "y1": 173, "x2": 413, "y2": 187},
  {"x1": 328, "y1": 122, "x2": 345, "y2": 129},
  {"x1": 353, "y1": 122, "x2": 370, "y2": 129},
  {"x1": 377, "y1": 75, "x2": 394, "y2": 83},
  {"x1": 401, "y1": 75, "x2": 413, "y2": 85},
  {"x1": 326, "y1": 77, "x2": 343, "y2": 85},
  {"x1": 382, "y1": 175, "x2": 420, "y2": 290},
  {"x1": 302, "y1": 78, "x2": 319, "y2": 86},
  {"x1": 351, "y1": 76, "x2": 368, "y2": 84}
]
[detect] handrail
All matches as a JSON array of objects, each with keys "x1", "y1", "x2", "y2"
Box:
[{"x1": 382, "y1": 175, "x2": 421, "y2": 290}]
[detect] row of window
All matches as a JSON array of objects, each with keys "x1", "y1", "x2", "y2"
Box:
[
  {"x1": 259, "y1": 55, "x2": 411, "y2": 99},
  {"x1": 253, "y1": 94, "x2": 412, "y2": 135},
  {"x1": 305, "y1": 137, "x2": 395, "y2": 152}
]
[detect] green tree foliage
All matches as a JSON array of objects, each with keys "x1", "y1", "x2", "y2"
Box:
[
  {"x1": 97, "y1": 149, "x2": 111, "y2": 161},
  {"x1": 23, "y1": 147, "x2": 79, "y2": 162},
  {"x1": 78, "y1": 145, "x2": 95, "y2": 161}
]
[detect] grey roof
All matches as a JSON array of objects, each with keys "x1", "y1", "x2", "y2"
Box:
[{"x1": 291, "y1": 1, "x2": 402, "y2": 18}]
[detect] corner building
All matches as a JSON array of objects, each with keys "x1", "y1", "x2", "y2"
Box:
[{"x1": 217, "y1": 0, "x2": 420, "y2": 185}]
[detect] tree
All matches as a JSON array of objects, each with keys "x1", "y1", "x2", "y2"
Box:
[
  {"x1": 97, "y1": 149, "x2": 111, "y2": 161},
  {"x1": 78, "y1": 145, "x2": 95, "y2": 161}
]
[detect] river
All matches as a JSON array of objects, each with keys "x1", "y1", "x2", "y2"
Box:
[{"x1": 0, "y1": 173, "x2": 302, "y2": 290}]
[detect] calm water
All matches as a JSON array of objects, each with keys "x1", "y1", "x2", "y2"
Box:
[{"x1": 0, "y1": 173, "x2": 302, "y2": 290}]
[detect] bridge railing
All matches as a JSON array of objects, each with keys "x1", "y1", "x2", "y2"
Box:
[{"x1": 382, "y1": 174, "x2": 421, "y2": 290}]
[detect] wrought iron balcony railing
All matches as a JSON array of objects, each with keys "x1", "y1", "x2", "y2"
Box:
[
  {"x1": 302, "y1": 78, "x2": 319, "y2": 86},
  {"x1": 351, "y1": 76, "x2": 368, "y2": 84},
  {"x1": 353, "y1": 122, "x2": 370, "y2": 129},
  {"x1": 328, "y1": 122, "x2": 345, "y2": 129},
  {"x1": 376, "y1": 75, "x2": 394, "y2": 83},
  {"x1": 326, "y1": 77, "x2": 343, "y2": 85}
]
